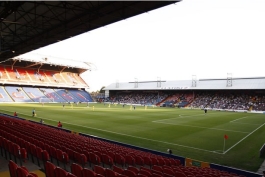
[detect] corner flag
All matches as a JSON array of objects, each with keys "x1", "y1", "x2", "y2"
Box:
[
  {"x1": 224, "y1": 134, "x2": 228, "y2": 140},
  {"x1": 223, "y1": 134, "x2": 228, "y2": 152}
]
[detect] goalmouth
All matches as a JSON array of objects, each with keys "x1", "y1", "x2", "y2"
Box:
[{"x1": 39, "y1": 97, "x2": 55, "y2": 103}]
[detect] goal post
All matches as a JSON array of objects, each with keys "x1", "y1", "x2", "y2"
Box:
[{"x1": 39, "y1": 97, "x2": 54, "y2": 103}]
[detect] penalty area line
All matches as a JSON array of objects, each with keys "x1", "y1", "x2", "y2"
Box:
[
  {"x1": 153, "y1": 121, "x2": 249, "y2": 134},
  {"x1": 59, "y1": 120, "x2": 223, "y2": 154},
  {"x1": 223, "y1": 121, "x2": 265, "y2": 154}
]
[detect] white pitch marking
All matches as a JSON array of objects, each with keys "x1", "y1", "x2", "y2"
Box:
[
  {"x1": 230, "y1": 116, "x2": 248, "y2": 123},
  {"x1": 230, "y1": 122, "x2": 260, "y2": 125},
  {"x1": 156, "y1": 112, "x2": 237, "y2": 122},
  {"x1": 223, "y1": 122, "x2": 265, "y2": 154},
  {"x1": 153, "y1": 121, "x2": 249, "y2": 134},
  {"x1": 60, "y1": 121, "x2": 224, "y2": 154}
]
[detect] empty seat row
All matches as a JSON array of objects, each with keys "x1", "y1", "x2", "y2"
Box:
[
  {"x1": 9, "y1": 160, "x2": 38, "y2": 177},
  {"x1": 1, "y1": 115, "x2": 245, "y2": 177}
]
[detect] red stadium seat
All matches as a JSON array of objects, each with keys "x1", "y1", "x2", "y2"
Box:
[
  {"x1": 139, "y1": 169, "x2": 152, "y2": 177},
  {"x1": 105, "y1": 168, "x2": 118, "y2": 177},
  {"x1": 45, "y1": 161, "x2": 56, "y2": 177},
  {"x1": 115, "y1": 154, "x2": 125, "y2": 167},
  {"x1": 152, "y1": 165, "x2": 163, "y2": 173},
  {"x1": 67, "y1": 173, "x2": 77, "y2": 177},
  {"x1": 76, "y1": 153, "x2": 87, "y2": 167},
  {"x1": 89, "y1": 152, "x2": 101, "y2": 166},
  {"x1": 143, "y1": 157, "x2": 152, "y2": 168},
  {"x1": 125, "y1": 155, "x2": 135, "y2": 167},
  {"x1": 94, "y1": 165, "x2": 106, "y2": 176},
  {"x1": 55, "y1": 167, "x2": 69, "y2": 177},
  {"x1": 101, "y1": 154, "x2": 114, "y2": 168},
  {"x1": 71, "y1": 163, "x2": 83, "y2": 177},
  {"x1": 113, "y1": 165, "x2": 124, "y2": 175},
  {"x1": 127, "y1": 166, "x2": 139, "y2": 174},
  {"x1": 16, "y1": 167, "x2": 29, "y2": 177},
  {"x1": 83, "y1": 168, "x2": 96, "y2": 177},
  {"x1": 123, "y1": 169, "x2": 137, "y2": 177},
  {"x1": 8, "y1": 160, "x2": 18, "y2": 177},
  {"x1": 137, "y1": 174, "x2": 148, "y2": 177},
  {"x1": 135, "y1": 156, "x2": 144, "y2": 167},
  {"x1": 36, "y1": 147, "x2": 43, "y2": 167}
]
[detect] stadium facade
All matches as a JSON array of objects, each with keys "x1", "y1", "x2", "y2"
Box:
[
  {"x1": 104, "y1": 77, "x2": 265, "y2": 91},
  {"x1": 104, "y1": 77, "x2": 265, "y2": 112}
]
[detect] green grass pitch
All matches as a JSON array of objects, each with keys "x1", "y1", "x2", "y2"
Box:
[{"x1": 0, "y1": 103, "x2": 265, "y2": 172}]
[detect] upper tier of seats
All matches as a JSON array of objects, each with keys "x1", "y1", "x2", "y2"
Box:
[{"x1": 0, "y1": 65, "x2": 88, "y2": 88}]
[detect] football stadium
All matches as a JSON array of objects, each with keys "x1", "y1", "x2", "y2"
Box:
[{"x1": 1, "y1": 1, "x2": 265, "y2": 177}]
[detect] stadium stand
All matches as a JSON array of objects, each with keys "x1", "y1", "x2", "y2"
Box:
[
  {"x1": 4, "y1": 67, "x2": 18, "y2": 81},
  {"x1": 73, "y1": 73, "x2": 89, "y2": 87},
  {"x1": 54, "y1": 89, "x2": 80, "y2": 103},
  {"x1": 0, "y1": 66, "x2": 9, "y2": 80},
  {"x1": 40, "y1": 88, "x2": 66, "y2": 103},
  {"x1": 1, "y1": 57, "x2": 264, "y2": 177},
  {"x1": 0, "y1": 87, "x2": 13, "y2": 102},
  {"x1": 22, "y1": 87, "x2": 47, "y2": 102},
  {"x1": 105, "y1": 90, "x2": 265, "y2": 111},
  {"x1": 0, "y1": 114, "x2": 261, "y2": 177},
  {"x1": 5, "y1": 86, "x2": 32, "y2": 102},
  {"x1": 67, "y1": 89, "x2": 93, "y2": 102}
]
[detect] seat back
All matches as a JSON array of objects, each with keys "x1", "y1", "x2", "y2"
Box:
[
  {"x1": 113, "y1": 165, "x2": 124, "y2": 175},
  {"x1": 94, "y1": 165, "x2": 106, "y2": 176},
  {"x1": 45, "y1": 161, "x2": 56, "y2": 177},
  {"x1": 16, "y1": 167, "x2": 29, "y2": 177},
  {"x1": 82, "y1": 168, "x2": 96, "y2": 177},
  {"x1": 105, "y1": 168, "x2": 118, "y2": 177},
  {"x1": 55, "y1": 167, "x2": 69, "y2": 177},
  {"x1": 71, "y1": 163, "x2": 83, "y2": 177},
  {"x1": 8, "y1": 160, "x2": 18, "y2": 177}
]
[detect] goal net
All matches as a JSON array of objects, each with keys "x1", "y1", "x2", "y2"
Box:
[{"x1": 39, "y1": 97, "x2": 54, "y2": 103}]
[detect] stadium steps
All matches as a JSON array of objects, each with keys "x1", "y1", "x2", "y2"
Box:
[
  {"x1": 156, "y1": 96, "x2": 171, "y2": 106},
  {"x1": 26, "y1": 71, "x2": 33, "y2": 82},
  {"x1": 22, "y1": 87, "x2": 35, "y2": 102},
  {"x1": 60, "y1": 73, "x2": 68, "y2": 84},
  {"x1": 3, "y1": 68, "x2": 11, "y2": 80},
  {"x1": 3, "y1": 87, "x2": 14, "y2": 102}
]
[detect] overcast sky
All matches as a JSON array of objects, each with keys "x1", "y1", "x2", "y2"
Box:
[{"x1": 22, "y1": 0, "x2": 265, "y2": 91}]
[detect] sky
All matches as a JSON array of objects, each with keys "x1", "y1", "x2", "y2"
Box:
[{"x1": 20, "y1": 0, "x2": 265, "y2": 92}]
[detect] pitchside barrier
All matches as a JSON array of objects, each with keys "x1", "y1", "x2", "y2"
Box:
[{"x1": 1, "y1": 113, "x2": 262, "y2": 177}]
